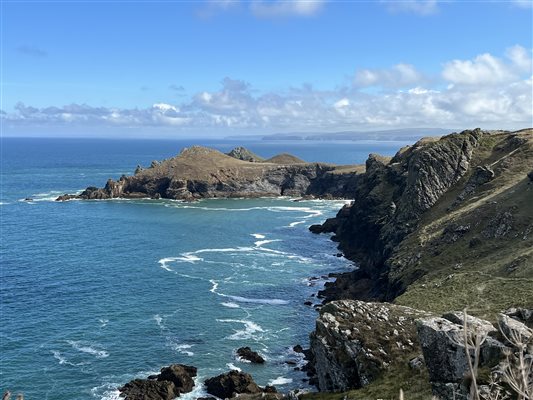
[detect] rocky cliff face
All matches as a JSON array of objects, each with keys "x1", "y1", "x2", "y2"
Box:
[
  {"x1": 309, "y1": 300, "x2": 431, "y2": 392},
  {"x1": 308, "y1": 300, "x2": 532, "y2": 399},
  {"x1": 312, "y1": 129, "x2": 533, "y2": 314},
  {"x1": 57, "y1": 146, "x2": 362, "y2": 201}
]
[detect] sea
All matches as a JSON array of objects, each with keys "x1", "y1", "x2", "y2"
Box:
[{"x1": 0, "y1": 137, "x2": 410, "y2": 399}]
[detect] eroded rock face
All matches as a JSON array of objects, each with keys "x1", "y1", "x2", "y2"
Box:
[
  {"x1": 309, "y1": 300, "x2": 431, "y2": 392},
  {"x1": 204, "y1": 370, "x2": 262, "y2": 399},
  {"x1": 312, "y1": 129, "x2": 486, "y2": 300},
  {"x1": 415, "y1": 313, "x2": 531, "y2": 400},
  {"x1": 119, "y1": 364, "x2": 197, "y2": 400}
]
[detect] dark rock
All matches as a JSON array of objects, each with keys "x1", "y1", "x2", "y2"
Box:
[
  {"x1": 55, "y1": 194, "x2": 76, "y2": 201},
  {"x1": 528, "y1": 169, "x2": 533, "y2": 182},
  {"x1": 236, "y1": 347, "x2": 265, "y2": 364},
  {"x1": 119, "y1": 364, "x2": 197, "y2": 400},
  {"x1": 204, "y1": 370, "x2": 262, "y2": 399},
  {"x1": 24, "y1": 197, "x2": 34, "y2": 202},
  {"x1": 119, "y1": 379, "x2": 177, "y2": 400},
  {"x1": 292, "y1": 345, "x2": 303, "y2": 353},
  {"x1": 469, "y1": 237, "x2": 482, "y2": 248},
  {"x1": 304, "y1": 301, "x2": 313, "y2": 306},
  {"x1": 263, "y1": 386, "x2": 277, "y2": 393}
]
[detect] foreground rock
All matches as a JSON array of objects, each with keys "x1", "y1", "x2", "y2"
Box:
[
  {"x1": 204, "y1": 370, "x2": 265, "y2": 399},
  {"x1": 417, "y1": 311, "x2": 532, "y2": 399},
  {"x1": 56, "y1": 146, "x2": 363, "y2": 201},
  {"x1": 236, "y1": 347, "x2": 265, "y2": 364},
  {"x1": 119, "y1": 364, "x2": 197, "y2": 400},
  {"x1": 309, "y1": 300, "x2": 432, "y2": 392}
]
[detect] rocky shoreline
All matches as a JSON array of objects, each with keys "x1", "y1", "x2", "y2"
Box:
[{"x1": 55, "y1": 129, "x2": 533, "y2": 399}]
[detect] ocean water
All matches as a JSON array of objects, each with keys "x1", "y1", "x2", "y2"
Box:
[{"x1": 0, "y1": 138, "x2": 408, "y2": 399}]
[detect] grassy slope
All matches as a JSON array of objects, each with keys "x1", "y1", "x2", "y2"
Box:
[{"x1": 393, "y1": 130, "x2": 533, "y2": 319}]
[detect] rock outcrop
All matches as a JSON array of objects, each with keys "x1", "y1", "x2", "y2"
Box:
[
  {"x1": 204, "y1": 370, "x2": 264, "y2": 399},
  {"x1": 56, "y1": 146, "x2": 363, "y2": 201},
  {"x1": 226, "y1": 147, "x2": 264, "y2": 162},
  {"x1": 119, "y1": 364, "x2": 197, "y2": 400},
  {"x1": 236, "y1": 347, "x2": 265, "y2": 364},
  {"x1": 417, "y1": 311, "x2": 532, "y2": 400},
  {"x1": 309, "y1": 300, "x2": 432, "y2": 392},
  {"x1": 311, "y1": 129, "x2": 533, "y2": 312}
]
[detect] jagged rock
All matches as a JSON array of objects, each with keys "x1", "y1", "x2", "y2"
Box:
[
  {"x1": 454, "y1": 165, "x2": 495, "y2": 205},
  {"x1": 498, "y1": 313, "x2": 533, "y2": 341},
  {"x1": 442, "y1": 224, "x2": 471, "y2": 243},
  {"x1": 119, "y1": 379, "x2": 178, "y2": 400},
  {"x1": 528, "y1": 169, "x2": 533, "y2": 181},
  {"x1": 226, "y1": 147, "x2": 264, "y2": 162},
  {"x1": 503, "y1": 307, "x2": 533, "y2": 328},
  {"x1": 417, "y1": 314, "x2": 507, "y2": 399},
  {"x1": 309, "y1": 300, "x2": 431, "y2": 392},
  {"x1": 315, "y1": 129, "x2": 486, "y2": 301},
  {"x1": 236, "y1": 347, "x2": 265, "y2": 364},
  {"x1": 204, "y1": 370, "x2": 262, "y2": 399},
  {"x1": 482, "y1": 211, "x2": 514, "y2": 238},
  {"x1": 119, "y1": 364, "x2": 197, "y2": 400}
]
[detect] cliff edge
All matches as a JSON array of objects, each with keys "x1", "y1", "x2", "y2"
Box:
[{"x1": 312, "y1": 128, "x2": 533, "y2": 316}]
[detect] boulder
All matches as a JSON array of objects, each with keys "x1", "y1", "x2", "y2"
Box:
[
  {"x1": 498, "y1": 313, "x2": 533, "y2": 341},
  {"x1": 236, "y1": 347, "x2": 265, "y2": 364},
  {"x1": 119, "y1": 364, "x2": 197, "y2": 400},
  {"x1": 204, "y1": 370, "x2": 262, "y2": 399},
  {"x1": 417, "y1": 314, "x2": 507, "y2": 399},
  {"x1": 119, "y1": 379, "x2": 177, "y2": 400}
]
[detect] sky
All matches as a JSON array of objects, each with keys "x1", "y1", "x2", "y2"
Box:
[{"x1": 1, "y1": 0, "x2": 532, "y2": 138}]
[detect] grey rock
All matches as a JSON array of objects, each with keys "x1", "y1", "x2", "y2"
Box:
[
  {"x1": 417, "y1": 317, "x2": 471, "y2": 383},
  {"x1": 309, "y1": 300, "x2": 431, "y2": 391},
  {"x1": 408, "y1": 355, "x2": 425, "y2": 370},
  {"x1": 498, "y1": 313, "x2": 533, "y2": 342}
]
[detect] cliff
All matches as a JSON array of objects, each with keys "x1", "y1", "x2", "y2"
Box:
[
  {"x1": 312, "y1": 128, "x2": 533, "y2": 316},
  {"x1": 56, "y1": 146, "x2": 363, "y2": 201}
]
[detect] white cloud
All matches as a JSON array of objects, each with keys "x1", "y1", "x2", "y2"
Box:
[
  {"x1": 506, "y1": 44, "x2": 533, "y2": 72},
  {"x1": 442, "y1": 45, "x2": 532, "y2": 85},
  {"x1": 382, "y1": 0, "x2": 439, "y2": 15},
  {"x1": 354, "y1": 63, "x2": 424, "y2": 88},
  {"x1": 250, "y1": 0, "x2": 325, "y2": 18},
  {"x1": 4, "y1": 46, "x2": 532, "y2": 134}
]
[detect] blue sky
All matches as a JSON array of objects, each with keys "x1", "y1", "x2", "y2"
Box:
[{"x1": 2, "y1": 0, "x2": 532, "y2": 137}]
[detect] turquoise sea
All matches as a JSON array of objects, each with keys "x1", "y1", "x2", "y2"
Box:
[{"x1": 0, "y1": 138, "x2": 408, "y2": 399}]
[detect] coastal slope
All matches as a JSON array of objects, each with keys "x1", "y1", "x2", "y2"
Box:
[
  {"x1": 57, "y1": 146, "x2": 363, "y2": 201},
  {"x1": 312, "y1": 128, "x2": 533, "y2": 316}
]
